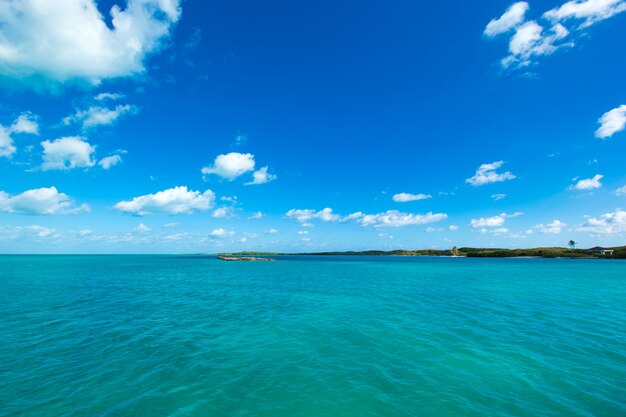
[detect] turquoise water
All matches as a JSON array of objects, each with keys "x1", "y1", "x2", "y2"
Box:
[{"x1": 1, "y1": 255, "x2": 625, "y2": 417}]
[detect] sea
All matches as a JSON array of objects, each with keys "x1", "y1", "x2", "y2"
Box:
[{"x1": 1, "y1": 255, "x2": 625, "y2": 417}]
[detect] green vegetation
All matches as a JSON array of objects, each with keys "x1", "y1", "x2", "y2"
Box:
[
  {"x1": 297, "y1": 246, "x2": 626, "y2": 259},
  {"x1": 229, "y1": 251, "x2": 278, "y2": 256}
]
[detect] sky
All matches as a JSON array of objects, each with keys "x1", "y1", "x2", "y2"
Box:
[{"x1": 1, "y1": 0, "x2": 626, "y2": 254}]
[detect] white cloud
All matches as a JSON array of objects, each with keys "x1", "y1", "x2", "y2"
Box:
[
  {"x1": 615, "y1": 185, "x2": 626, "y2": 195},
  {"x1": 40, "y1": 136, "x2": 95, "y2": 171},
  {"x1": 212, "y1": 206, "x2": 235, "y2": 218},
  {"x1": 249, "y1": 211, "x2": 264, "y2": 219},
  {"x1": 471, "y1": 212, "x2": 523, "y2": 228},
  {"x1": 210, "y1": 228, "x2": 234, "y2": 238},
  {"x1": 392, "y1": 193, "x2": 432, "y2": 202},
  {"x1": 466, "y1": 161, "x2": 516, "y2": 186},
  {"x1": 491, "y1": 193, "x2": 507, "y2": 201},
  {"x1": 595, "y1": 105, "x2": 626, "y2": 139},
  {"x1": 0, "y1": 186, "x2": 89, "y2": 215},
  {"x1": 472, "y1": 215, "x2": 505, "y2": 228},
  {"x1": 286, "y1": 208, "x2": 341, "y2": 223},
  {"x1": 571, "y1": 174, "x2": 603, "y2": 190},
  {"x1": 286, "y1": 207, "x2": 446, "y2": 228},
  {"x1": 576, "y1": 209, "x2": 626, "y2": 235},
  {"x1": 23, "y1": 225, "x2": 56, "y2": 237},
  {"x1": 359, "y1": 210, "x2": 448, "y2": 228},
  {"x1": 98, "y1": 154, "x2": 123, "y2": 170},
  {"x1": 449, "y1": 225, "x2": 459, "y2": 231},
  {"x1": 485, "y1": 0, "x2": 625, "y2": 70},
  {"x1": 201, "y1": 152, "x2": 255, "y2": 180},
  {"x1": 163, "y1": 232, "x2": 189, "y2": 241},
  {"x1": 544, "y1": 0, "x2": 626, "y2": 28},
  {"x1": 10, "y1": 112, "x2": 39, "y2": 135},
  {"x1": 79, "y1": 229, "x2": 93, "y2": 236},
  {"x1": 0, "y1": 0, "x2": 182, "y2": 86},
  {"x1": 164, "y1": 222, "x2": 179, "y2": 228},
  {"x1": 134, "y1": 223, "x2": 151, "y2": 233},
  {"x1": 1, "y1": 113, "x2": 39, "y2": 157},
  {"x1": 94, "y1": 92, "x2": 125, "y2": 101},
  {"x1": 245, "y1": 166, "x2": 277, "y2": 185},
  {"x1": 265, "y1": 228, "x2": 278, "y2": 234},
  {"x1": 342, "y1": 212, "x2": 364, "y2": 221},
  {"x1": 533, "y1": 220, "x2": 566, "y2": 234},
  {"x1": 502, "y1": 21, "x2": 570, "y2": 69},
  {"x1": 114, "y1": 186, "x2": 215, "y2": 216},
  {"x1": 64, "y1": 104, "x2": 137, "y2": 129},
  {"x1": 0, "y1": 126, "x2": 15, "y2": 158},
  {"x1": 297, "y1": 230, "x2": 309, "y2": 235},
  {"x1": 484, "y1": 2, "x2": 530, "y2": 37}
]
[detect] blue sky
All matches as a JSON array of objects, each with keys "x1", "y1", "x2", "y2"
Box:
[{"x1": 1, "y1": 0, "x2": 626, "y2": 253}]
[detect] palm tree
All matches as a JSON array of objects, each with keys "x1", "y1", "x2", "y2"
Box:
[{"x1": 568, "y1": 240, "x2": 577, "y2": 251}]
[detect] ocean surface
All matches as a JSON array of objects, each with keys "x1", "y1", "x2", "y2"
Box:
[{"x1": 1, "y1": 255, "x2": 625, "y2": 417}]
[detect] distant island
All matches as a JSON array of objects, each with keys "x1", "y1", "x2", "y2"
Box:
[
  {"x1": 218, "y1": 254, "x2": 274, "y2": 261},
  {"x1": 229, "y1": 246, "x2": 626, "y2": 259}
]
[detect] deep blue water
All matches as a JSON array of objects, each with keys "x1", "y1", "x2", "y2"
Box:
[{"x1": 1, "y1": 255, "x2": 625, "y2": 416}]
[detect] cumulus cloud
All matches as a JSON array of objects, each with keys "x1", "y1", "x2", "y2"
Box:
[
  {"x1": 0, "y1": 113, "x2": 39, "y2": 157},
  {"x1": 533, "y1": 220, "x2": 566, "y2": 234},
  {"x1": 484, "y1": 2, "x2": 530, "y2": 37},
  {"x1": 595, "y1": 105, "x2": 626, "y2": 139},
  {"x1": 615, "y1": 185, "x2": 626, "y2": 195},
  {"x1": 485, "y1": 0, "x2": 625, "y2": 70},
  {"x1": 471, "y1": 212, "x2": 523, "y2": 228},
  {"x1": 543, "y1": 0, "x2": 626, "y2": 28},
  {"x1": 571, "y1": 174, "x2": 603, "y2": 190},
  {"x1": 359, "y1": 210, "x2": 448, "y2": 228},
  {"x1": 502, "y1": 21, "x2": 570, "y2": 69},
  {"x1": 201, "y1": 152, "x2": 255, "y2": 180},
  {"x1": 210, "y1": 228, "x2": 234, "y2": 238},
  {"x1": 0, "y1": 0, "x2": 182, "y2": 86},
  {"x1": 245, "y1": 166, "x2": 277, "y2": 185},
  {"x1": 286, "y1": 208, "x2": 341, "y2": 223},
  {"x1": 392, "y1": 193, "x2": 432, "y2": 202},
  {"x1": 576, "y1": 209, "x2": 626, "y2": 234},
  {"x1": 94, "y1": 92, "x2": 125, "y2": 101},
  {"x1": 0, "y1": 187, "x2": 89, "y2": 215},
  {"x1": 0, "y1": 126, "x2": 15, "y2": 158},
  {"x1": 286, "y1": 207, "x2": 446, "y2": 228},
  {"x1": 466, "y1": 161, "x2": 516, "y2": 186},
  {"x1": 114, "y1": 186, "x2": 215, "y2": 216},
  {"x1": 64, "y1": 104, "x2": 138, "y2": 129},
  {"x1": 40, "y1": 136, "x2": 96, "y2": 171},
  {"x1": 98, "y1": 154, "x2": 123, "y2": 170},
  {"x1": 212, "y1": 206, "x2": 235, "y2": 218},
  {"x1": 10, "y1": 112, "x2": 39, "y2": 135},
  {"x1": 249, "y1": 211, "x2": 264, "y2": 219},
  {"x1": 265, "y1": 228, "x2": 278, "y2": 234},
  {"x1": 134, "y1": 223, "x2": 151, "y2": 233}
]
